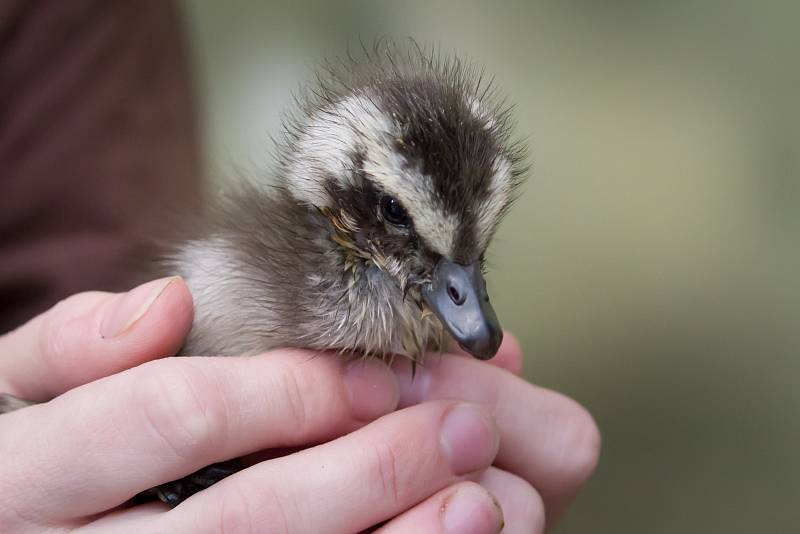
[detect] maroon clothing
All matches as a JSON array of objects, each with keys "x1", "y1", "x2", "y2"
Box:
[{"x1": 0, "y1": 0, "x2": 202, "y2": 332}]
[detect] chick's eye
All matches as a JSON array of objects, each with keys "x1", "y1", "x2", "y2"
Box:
[{"x1": 380, "y1": 195, "x2": 411, "y2": 227}]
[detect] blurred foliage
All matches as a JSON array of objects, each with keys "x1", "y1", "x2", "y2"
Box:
[{"x1": 180, "y1": 1, "x2": 800, "y2": 532}]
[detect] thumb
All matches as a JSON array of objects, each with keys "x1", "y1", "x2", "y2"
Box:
[{"x1": 0, "y1": 277, "x2": 193, "y2": 400}]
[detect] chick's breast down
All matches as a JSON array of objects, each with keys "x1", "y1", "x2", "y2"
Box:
[{"x1": 167, "y1": 44, "x2": 525, "y2": 363}]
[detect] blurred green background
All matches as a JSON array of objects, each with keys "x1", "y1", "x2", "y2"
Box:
[{"x1": 179, "y1": 1, "x2": 800, "y2": 532}]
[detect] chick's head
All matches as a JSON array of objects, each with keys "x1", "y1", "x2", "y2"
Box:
[{"x1": 280, "y1": 50, "x2": 526, "y2": 359}]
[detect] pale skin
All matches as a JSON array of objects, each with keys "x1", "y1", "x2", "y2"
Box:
[{"x1": 0, "y1": 277, "x2": 600, "y2": 533}]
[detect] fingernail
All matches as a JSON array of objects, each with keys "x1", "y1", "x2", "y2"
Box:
[
  {"x1": 343, "y1": 359, "x2": 399, "y2": 421},
  {"x1": 443, "y1": 485, "x2": 504, "y2": 534},
  {"x1": 100, "y1": 277, "x2": 181, "y2": 338},
  {"x1": 440, "y1": 403, "x2": 499, "y2": 475}
]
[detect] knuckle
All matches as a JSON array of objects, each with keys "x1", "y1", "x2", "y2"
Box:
[
  {"x1": 276, "y1": 366, "x2": 310, "y2": 433},
  {"x1": 366, "y1": 438, "x2": 403, "y2": 506},
  {"x1": 217, "y1": 478, "x2": 291, "y2": 534},
  {"x1": 132, "y1": 360, "x2": 226, "y2": 459},
  {"x1": 555, "y1": 400, "x2": 602, "y2": 489},
  {"x1": 216, "y1": 482, "x2": 258, "y2": 534},
  {"x1": 266, "y1": 355, "x2": 350, "y2": 442}
]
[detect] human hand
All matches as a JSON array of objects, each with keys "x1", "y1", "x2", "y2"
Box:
[
  {"x1": 0, "y1": 278, "x2": 506, "y2": 533},
  {"x1": 392, "y1": 335, "x2": 601, "y2": 532}
]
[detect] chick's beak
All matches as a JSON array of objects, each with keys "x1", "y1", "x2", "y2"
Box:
[{"x1": 422, "y1": 259, "x2": 503, "y2": 360}]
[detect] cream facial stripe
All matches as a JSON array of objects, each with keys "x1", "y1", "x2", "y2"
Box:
[
  {"x1": 362, "y1": 144, "x2": 460, "y2": 258},
  {"x1": 474, "y1": 156, "x2": 513, "y2": 249},
  {"x1": 284, "y1": 96, "x2": 371, "y2": 207},
  {"x1": 287, "y1": 95, "x2": 462, "y2": 257},
  {"x1": 465, "y1": 96, "x2": 513, "y2": 250}
]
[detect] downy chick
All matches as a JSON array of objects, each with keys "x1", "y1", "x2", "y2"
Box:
[{"x1": 170, "y1": 47, "x2": 525, "y2": 364}]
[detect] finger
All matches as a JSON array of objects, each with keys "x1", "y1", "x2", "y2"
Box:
[
  {"x1": 394, "y1": 353, "x2": 600, "y2": 526},
  {"x1": 476, "y1": 467, "x2": 545, "y2": 534},
  {"x1": 0, "y1": 277, "x2": 193, "y2": 399},
  {"x1": 449, "y1": 330, "x2": 523, "y2": 375},
  {"x1": 161, "y1": 401, "x2": 500, "y2": 534},
  {"x1": 0, "y1": 350, "x2": 399, "y2": 525},
  {"x1": 376, "y1": 481, "x2": 503, "y2": 534}
]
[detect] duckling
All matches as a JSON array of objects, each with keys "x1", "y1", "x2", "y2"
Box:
[{"x1": 170, "y1": 46, "x2": 525, "y2": 365}]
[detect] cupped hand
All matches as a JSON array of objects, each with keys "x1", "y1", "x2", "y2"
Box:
[
  {"x1": 392, "y1": 336, "x2": 602, "y2": 532},
  {"x1": 0, "y1": 279, "x2": 507, "y2": 533}
]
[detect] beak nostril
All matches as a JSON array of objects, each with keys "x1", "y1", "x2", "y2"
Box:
[{"x1": 447, "y1": 285, "x2": 466, "y2": 305}]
